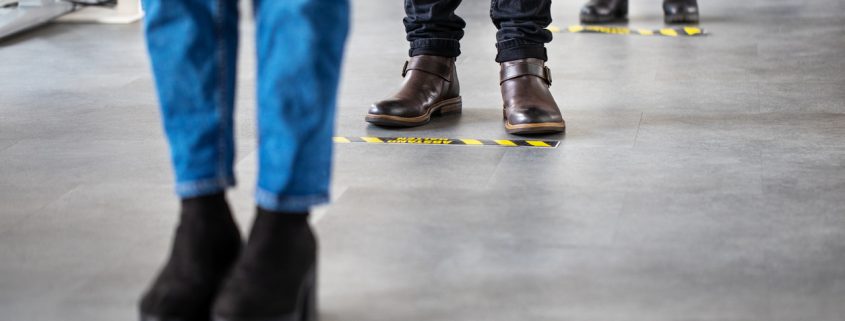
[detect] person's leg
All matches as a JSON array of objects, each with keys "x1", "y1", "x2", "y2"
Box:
[
  {"x1": 367, "y1": 0, "x2": 464, "y2": 127},
  {"x1": 138, "y1": 0, "x2": 242, "y2": 320},
  {"x1": 491, "y1": 0, "x2": 565, "y2": 135},
  {"x1": 250, "y1": 0, "x2": 349, "y2": 213},
  {"x1": 143, "y1": 0, "x2": 239, "y2": 196},
  {"x1": 212, "y1": 0, "x2": 349, "y2": 319},
  {"x1": 405, "y1": 0, "x2": 465, "y2": 58},
  {"x1": 490, "y1": 0, "x2": 552, "y2": 63}
]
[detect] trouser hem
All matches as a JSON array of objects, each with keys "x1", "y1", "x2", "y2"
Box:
[
  {"x1": 255, "y1": 189, "x2": 329, "y2": 213},
  {"x1": 495, "y1": 39, "x2": 547, "y2": 62},
  {"x1": 409, "y1": 38, "x2": 461, "y2": 58},
  {"x1": 175, "y1": 177, "x2": 236, "y2": 198}
]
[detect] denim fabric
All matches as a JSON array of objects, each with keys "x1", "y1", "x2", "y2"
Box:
[
  {"x1": 403, "y1": 0, "x2": 553, "y2": 62},
  {"x1": 142, "y1": 0, "x2": 349, "y2": 212}
]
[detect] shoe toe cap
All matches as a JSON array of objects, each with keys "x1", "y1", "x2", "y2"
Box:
[
  {"x1": 369, "y1": 100, "x2": 418, "y2": 117},
  {"x1": 664, "y1": 3, "x2": 697, "y2": 15},
  {"x1": 508, "y1": 106, "x2": 563, "y2": 125},
  {"x1": 581, "y1": 5, "x2": 610, "y2": 16}
]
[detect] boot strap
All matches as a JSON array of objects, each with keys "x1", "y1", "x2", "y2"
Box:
[
  {"x1": 500, "y1": 63, "x2": 552, "y2": 87},
  {"x1": 402, "y1": 58, "x2": 453, "y2": 81}
]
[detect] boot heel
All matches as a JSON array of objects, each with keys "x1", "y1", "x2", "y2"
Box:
[
  {"x1": 301, "y1": 266, "x2": 318, "y2": 321},
  {"x1": 434, "y1": 97, "x2": 462, "y2": 116}
]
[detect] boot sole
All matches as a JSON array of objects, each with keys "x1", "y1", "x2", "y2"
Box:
[
  {"x1": 212, "y1": 266, "x2": 317, "y2": 321},
  {"x1": 505, "y1": 121, "x2": 566, "y2": 135},
  {"x1": 140, "y1": 316, "x2": 197, "y2": 321},
  {"x1": 664, "y1": 13, "x2": 699, "y2": 24},
  {"x1": 580, "y1": 13, "x2": 628, "y2": 24},
  {"x1": 365, "y1": 97, "x2": 462, "y2": 127}
]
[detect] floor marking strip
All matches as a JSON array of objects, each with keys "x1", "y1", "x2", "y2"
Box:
[
  {"x1": 548, "y1": 25, "x2": 706, "y2": 37},
  {"x1": 660, "y1": 28, "x2": 679, "y2": 36},
  {"x1": 333, "y1": 136, "x2": 559, "y2": 148},
  {"x1": 493, "y1": 139, "x2": 517, "y2": 147},
  {"x1": 460, "y1": 139, "x2": 484, "y2": 145},
  {"x1": 526, "y1": 140, "x2": 552, "y2": 147}
]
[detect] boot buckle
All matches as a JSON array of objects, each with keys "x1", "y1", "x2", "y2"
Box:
[{"x1": 543, "y1": 66, "x2": 553, "y2": 87}]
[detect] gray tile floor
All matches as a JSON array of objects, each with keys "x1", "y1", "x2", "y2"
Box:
[{"x1": 2, "y1": 0, "x2": 845, "y2": 320}]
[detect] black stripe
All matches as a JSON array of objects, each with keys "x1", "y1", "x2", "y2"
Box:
[{"x1": 513, "y1": 140, "x2": 532, "y2": 147}]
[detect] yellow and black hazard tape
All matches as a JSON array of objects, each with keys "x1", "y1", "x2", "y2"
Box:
[
  {"x1": 333, "y1": 136, "x2": 559, "y2": 148},
  {"x1": 547, "y1": 25, "x2": 705, "y2": 37}
]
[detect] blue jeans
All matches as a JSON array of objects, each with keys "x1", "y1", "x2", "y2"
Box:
[{"x1": 142, "y1": 0, "x2": 349, "y2": 212}]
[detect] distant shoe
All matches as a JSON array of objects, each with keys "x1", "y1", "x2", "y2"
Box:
[
  {"x1": 139, "y1": 194, "x2": 242, "y2": 321},
  {"x1": 367, "y1": 55, "x2": 462, "y2": 127},
  {"x1": 212, "y1": 208, "x2": 317, "y2": 321},
  {"x1": 580, "y1": 0, "x2": 628, "y2": 24},
  {"x1": 664, "y1": 0, "x2": 699, "y2": 23},
  {"x1": 500, "y1": 58, "x2": 565, "y2": 135}
]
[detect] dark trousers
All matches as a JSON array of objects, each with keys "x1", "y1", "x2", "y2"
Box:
[{"x1": 403, "y1": 0, "x2": 553, "y2": 62}]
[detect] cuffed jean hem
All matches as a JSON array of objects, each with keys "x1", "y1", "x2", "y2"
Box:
[
  {"x1": 409, "y1": 38, "x2": 461, "y2": 58},
  {"x1": 175, "y1": 176, "x2": 236, "y2": 199},
  {"x1": 255, "y1": 189, "x2": 329, "y2": 213},
  {"x1": 495, "y1": 39, "x2": 547, "y2": 62}
]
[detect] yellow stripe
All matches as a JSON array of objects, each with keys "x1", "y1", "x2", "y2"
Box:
[
  {"x1": 460, "y1": 139, "x2": 483, "y2": 145},
  {"x1": 638, "y1": 29, "x2": 654, "y2": 36},
  {"x1": 683, "y1": 27, "x2": 702, "y2": 36},
  {"x1": 568, "y1": 25, "x2": 585, "y2": 33},
  {"x1": 526, "y1": 141, "x2": 551, "y2": 147},
  {"x1": 495, "y1": 140, "x2": 518, "y2": 147},
  {"x1": 546, "y1": 25, "x2": 561, "y2": 33},
  {"x1": 660, "y1": 28, "x2": 678, "y2": 37},
  {"x1": 333, "y1": 136, "x2": 558, "y2": 148}
]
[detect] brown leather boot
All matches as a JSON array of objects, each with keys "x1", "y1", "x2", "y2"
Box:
[
  {"x1": 367, "y1": 55, "x2": 461, "y2": 127},
  {"x1": 500, "y1": 58, "x2": 565, "y2": 135}
]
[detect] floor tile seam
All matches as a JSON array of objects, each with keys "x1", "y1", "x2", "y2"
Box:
[
  {"x1": 0, "y1": 212, "x2": 41, "y2": 239},
  {"x1": 0, "y1": 139, "x2": 21, "y2": 154},
  {"x1": 606, "y1": 191, "x2": 631, "y2": 247},
  {"x1": 327, "y1": 183, "x2": 509, "y2": 198},
  {"x1": 628, "y1": 142, "x2": 768, "y2": 154},
  {"x1": 481, "y1": 149, "x2": 519, "y2": 187},
  {"x1": 0, "y1": 183, "x2": 85, "y2": 237},
  {"x1": 49, "y1": 233, "x2": 167, "y2": 306},
  {"x1": 756, "y1": 79, "x2": 845, "y2": 85},
  {"x1": 0, "y1": 137, "x2": 171, "y2": 149},
  {"x1": 754, "y1": 111, "x2": 845, "y2": 118},
  {"x1": 0, "y1": 182, "x2": 173, "y2": 231},
  {"x1": 753, "y1": 81, "x2": 763, "y2": 114},
  {"x1": 312, "y1": 185, "x2": 350, "y2": 224},
  {"x1": 632, "y1": 112, "x2": 644, "y2": 148},
  {"x1": 756, "y1": 148, "x2": 766, "y2": 196},
  {"x1": 332, "y1": 180, "x2": 504, "y2": 194}
]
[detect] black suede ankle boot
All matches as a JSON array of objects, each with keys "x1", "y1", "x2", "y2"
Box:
[
  {"x1": 139, "y1": 193, "x2": 243, "y2": 321},
  {"x1": 212, "y1": 208, "x2": 317, "y2": 321}
]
